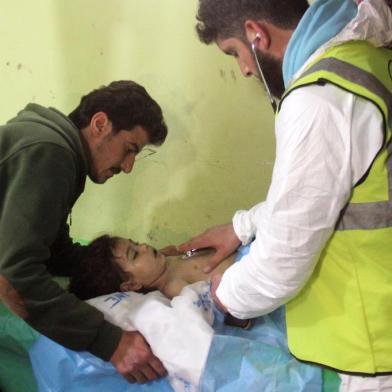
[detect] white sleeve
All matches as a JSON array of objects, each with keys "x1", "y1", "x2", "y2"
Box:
[
  {"x1": 218, "y1": 84, "x2": 384, "y2": 319},
  {"x1": 232, "y1": 202, "x2": 265, "y2": 245}
]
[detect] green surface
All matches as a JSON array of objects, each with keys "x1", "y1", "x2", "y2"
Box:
[
  {"x1": 0, "y1": 303, "x2": 38, "y2": 392},
  {"x1": 0, "y1": 273, "x2": 78, "y2": 392},
  {"x1": 323, "y1": 368, "x2": 340, "y2": 391}
]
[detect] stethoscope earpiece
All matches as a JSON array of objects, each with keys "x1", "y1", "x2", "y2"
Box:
[
  {"x1": 252, "y1": 33, "x2": 261, "y2": 49},
  {"x1": 250, "y1": 32, "x2": 277, "y2": 113}
]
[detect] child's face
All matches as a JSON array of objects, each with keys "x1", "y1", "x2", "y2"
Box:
[{"x1": 113, "y1": 238, "x2": 166, "y2": 291}]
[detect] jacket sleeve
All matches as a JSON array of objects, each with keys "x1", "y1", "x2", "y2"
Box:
[
  {"x1": 48, "y1": 222, "x2": 87, "y2": 276},
  {"x1": 0, "y1": 143, "x2": 121, "y2": 361}
]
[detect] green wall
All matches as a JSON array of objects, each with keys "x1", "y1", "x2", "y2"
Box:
[{"x1": 1, "y1": 0, "x2": 275, "y2": 248}]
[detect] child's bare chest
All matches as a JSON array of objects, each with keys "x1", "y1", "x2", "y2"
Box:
[{"x1": 177, "y1": 253, "x2": 235, "y2": 283}]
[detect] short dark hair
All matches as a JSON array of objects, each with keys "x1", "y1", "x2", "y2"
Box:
[
  {"x1": 68, "y1": 80, "x2": 168, "y2": 145},
  {"x1": 68, "y1": 235, "x2": 125, "y2": 300},
  {"x1": 196, "y1": 0, "x2": 309, "y2": 44}
]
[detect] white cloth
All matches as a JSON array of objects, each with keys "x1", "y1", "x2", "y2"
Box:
[
  {"x1": 87, "y1": 281, "x2": 214, "y2": 392},
  {"x1": 217, "y1": 0, "x2": 391, "y2": 319},
  {"x1": 339, "y1": 373, "x2": 392, "y2": 392}
]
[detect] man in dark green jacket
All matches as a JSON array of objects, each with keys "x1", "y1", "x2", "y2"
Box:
[{"x1": 0, "y1": 80, "x2": 168, "y2": 383}]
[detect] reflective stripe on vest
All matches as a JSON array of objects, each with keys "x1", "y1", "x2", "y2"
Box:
[
  {"x1": 284, "y1": 42, "x2": 392, "y2": 374},
  {"x1": 299, "y1": 57, "x2": 392, "y2": 230}
]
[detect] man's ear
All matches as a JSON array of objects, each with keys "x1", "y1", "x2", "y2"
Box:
[
  {"x1": 244, "y1": 20, "x2": 270, "y2": 50},
  {"x1": 120, "y1": 280, "x2": 143, "y2": 292},
  {"x1": 90, "y1": 112, "x2": 112, "y2": 138}
]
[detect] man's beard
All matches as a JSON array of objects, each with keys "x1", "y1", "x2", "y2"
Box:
[{"x1": 255, "y1": 49, "x2": 285, "y2": 99}]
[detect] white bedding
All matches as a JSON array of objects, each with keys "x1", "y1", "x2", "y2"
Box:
[{"x1": 87, "y1": 281, "x2": 214, "y2": 392}]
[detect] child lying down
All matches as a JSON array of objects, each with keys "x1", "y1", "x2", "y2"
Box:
[
  {"x1": 69, "y1": 235, "x2": 250, "y2": 328},
  {"x1": 68, "y1": 235, "x2": 236, "y2": 300},
  {"x1": 29, "y1": 239, "x2": 323, "y2": 392}
]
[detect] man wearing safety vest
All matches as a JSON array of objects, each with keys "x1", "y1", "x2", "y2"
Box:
[{"x1": 179, "y1": 0, "x2": 392, "y2": 390}]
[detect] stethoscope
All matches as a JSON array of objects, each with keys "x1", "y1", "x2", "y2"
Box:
[{"x1": 251, "y1": 34, "x2": 277, "y2": 113}]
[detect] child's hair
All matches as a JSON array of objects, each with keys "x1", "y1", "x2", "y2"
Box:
[{"x1": 68, "y1": 235, "x2": 126, "y2": 300}]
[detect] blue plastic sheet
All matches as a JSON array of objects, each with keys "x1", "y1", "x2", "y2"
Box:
[
  {"x1": 201, "y1": 244, "x2": 321, "y2": 391},
  {"x1": 30, "y1": 336, "x2": 173, "y2": 392},
  {"x1": 30, "y1": 307, "x2": 321, "y2": 392},
  {"x1": 202, "y1": 307, "x2": 321, "y2": 392}
]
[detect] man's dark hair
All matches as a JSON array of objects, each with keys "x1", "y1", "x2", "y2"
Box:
[
  {"x1": 69, "y1": 80, "x2": 168, "y2": 145},
  {"x1": 68, "y1": 235, "x2": 125, "y2": 300},
  {"x1": 196, "y1": 0, "x2": 309, "y2": 44}
]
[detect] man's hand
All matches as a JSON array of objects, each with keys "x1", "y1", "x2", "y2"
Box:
[
  {"x1": 0, "y1": 275, "x2": 29, "y2": 318},
  {"x1": 211, "y1": 275, "x2": 252, "y2": 329},
  {"x1": 210, "y1": 274, "x2": 227, "y2": 313},
  {"x1": 178, "y1": 223, "x2": 241, "y2": 273},
  {"x1": 110, "y1": 331, "x2": 167, "y2": 383}
]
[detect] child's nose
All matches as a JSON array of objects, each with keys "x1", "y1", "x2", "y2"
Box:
[{"x1": 139, "y1": 243, "x2": 148, "y2": 251}]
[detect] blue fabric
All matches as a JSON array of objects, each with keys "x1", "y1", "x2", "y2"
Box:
[
  {"x1": 202, "y1": 308, "x2": 321, "y2": 392},
  {"x1": 282, "y1": 0, "x2": 357, "y2": 87},
  {"x1": 29, "y1": 245, "x2": 322, "y2": 392},
  {"x1": 29, "y1": 336, "x2": 173, "y2": 392},
  {"x1": 200, "y1": 245, "x2": 321, "y2": 392}
]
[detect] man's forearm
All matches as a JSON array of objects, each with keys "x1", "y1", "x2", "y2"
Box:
[{"x1": 0, "y1": 275, "x2": 29, "y2": 318}]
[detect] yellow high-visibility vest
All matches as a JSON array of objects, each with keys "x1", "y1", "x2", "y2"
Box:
[{"x1": 282, "y1": 41, "x2": 392, "y2": 375}]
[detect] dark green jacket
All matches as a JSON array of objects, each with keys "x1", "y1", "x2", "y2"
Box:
[{"x1": 0, "y1": 103, "x2": 122, "y2": 360}]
